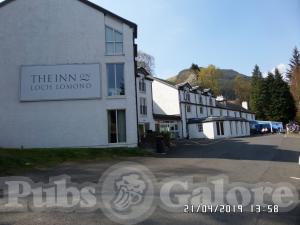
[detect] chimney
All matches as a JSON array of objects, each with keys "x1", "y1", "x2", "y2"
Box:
[{"x1": 242, "y1": 101, "x2": 248, "y2": 110}]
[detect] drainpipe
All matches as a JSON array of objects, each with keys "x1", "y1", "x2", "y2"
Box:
[{"x1": 133, "y1": 43, "x2": 139, "y2": 146}]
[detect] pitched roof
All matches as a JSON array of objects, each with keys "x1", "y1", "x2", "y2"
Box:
[
  {"x1": 153, "y1": 114, "x2": 181, "y2": 121},
  {"x1": 216, "y1": 101, "x2": 253, "y2": 114},
  {"x1": 153, "y1": 77, "x2": 178, "y2": 89},
  {"x1": 0, "y1": 0, "x2": 137, "y2": 38},
  {"x1": 187, "y1": 116, "x2": 249, "y2": 124}
]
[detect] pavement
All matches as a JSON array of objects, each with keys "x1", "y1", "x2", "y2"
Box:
[{"x1": 0, "y1": 134, "x2": 299, "y2": 225}]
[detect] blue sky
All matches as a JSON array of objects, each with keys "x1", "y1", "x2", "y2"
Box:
[{"x1": 92, "y1": 0, "x2": 300, "y2": 78}]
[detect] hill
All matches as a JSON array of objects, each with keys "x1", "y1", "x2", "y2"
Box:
[{"x1": 167, "y1": 67, "x2": 251, "y2": 100}]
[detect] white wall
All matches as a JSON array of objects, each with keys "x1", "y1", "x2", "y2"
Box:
[
  {"x1": 152, "y1": 80, "x2": 180, "y2": 115},
  {"x1": 136, "y1": 74, "x2": 155, "y2": 131},
  {"x1": 203, "y1": 122, "x2": 215, "y2": 139},
  {"x1": 189, "y1": 124, "x2": 206, "y2": 139},
  {"x1": 0, "y1": 0, "x2": 138, "y2": 148}
]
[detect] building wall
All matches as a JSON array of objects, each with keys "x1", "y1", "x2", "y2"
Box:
[
  {"x1": 203, "y1": 122, "x2": 215, "y2": 139},
  {"x1": 136, "y1": 75, "x2": 155, "y2": 131},
  {"x1": 189, "y1": 124, "x2": 206, "y2": 139},
  {"x1": 0, "y1": 0, "x2": 138, "y2": 148},
  {"x1": 152, "y1": 80, "x2": 180, "y2": 115}
]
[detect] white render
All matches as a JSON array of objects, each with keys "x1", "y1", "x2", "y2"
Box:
[
  {"x1": 136, "y1": 69, "x2": 155, "y2": 137},
  {"x1": 0, "y1": 0, "x2": 138, "y2": 148},
  {"x1": 152, "y1": 79, "x2": 180, "y2": 116},
  {"x1": 152, "y1": 78, "x2": 255, "y2": 140}
]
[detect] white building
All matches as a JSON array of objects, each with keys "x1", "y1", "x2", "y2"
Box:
[
  {"x1": 152, "y1": 78, "x2": 255, "y2": 139},
  {"x1": 0, "y1": 0, "x2": 139, "y2": 148},
  {"x1": 136, "y1": 67, "x2": 155, "y2": 141}
]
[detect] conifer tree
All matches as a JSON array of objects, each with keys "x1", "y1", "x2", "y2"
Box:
[
  {"x1": 287, "y1": 47, "x2": 300, "y2": 81},
  {"x1": 250, "y1": 65, "x2": 266, "y2": 119}
]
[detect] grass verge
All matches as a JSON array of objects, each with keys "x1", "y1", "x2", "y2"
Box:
[{"x1": 0, "y1": 147, "x2": 152, "y2": 176}]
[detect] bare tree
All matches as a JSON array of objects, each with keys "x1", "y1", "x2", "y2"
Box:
[{"x1": 136, "y1": 50, "x2": 155, "y2": 75}]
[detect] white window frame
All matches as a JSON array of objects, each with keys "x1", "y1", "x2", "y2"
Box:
[
  {"x1": 140, "y1": 97, "x2": 147, "y2": 115},
  {"x1": 105, "y1": 26, "x2": 123, "y2": 55},
  {"x1": 108, "y1": 109, "x2": 126, "y2": 143},
  {"x1": 107, "y1": 63, "x2": 125, "y2": 97},
  {"x1": 139, "y1": 78, "x2": 146, "y2": 92},
  {"x1": 198, "y1": 123, "x2": 203, "y2": 132}
]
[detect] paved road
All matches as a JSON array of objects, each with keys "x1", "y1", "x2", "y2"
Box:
[{"x1": 0, "y1": 134, "x2": 299, "y2": 225}]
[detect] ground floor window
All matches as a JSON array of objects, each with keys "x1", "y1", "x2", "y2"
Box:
[
  {"x1": 108, "y1": 110, "x2": 126, "y2": 143},
  {"x1": 198, "y1": 123, "x2": 203, "y2": 132},
  {"x1": 229, "y1": 121, "x2": 233, "y2": 135},
  {"x1": 216, "y1": 121, "x2": 224, "y2": 136},
  {"x1": 241, "y1": 122, "x2": 244, "y2": 134}
]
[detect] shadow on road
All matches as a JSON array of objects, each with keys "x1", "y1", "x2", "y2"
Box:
[{"x1": 165, "y1": 137, "x2": 300, "y2": 163}]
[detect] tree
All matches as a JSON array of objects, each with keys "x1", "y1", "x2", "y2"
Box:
[
  {"x1": 250, "y1": 65, "x2": 267, "y2": 119},
  {"x1": 136, "y1": 50, "x2": 155, "y2": 75},
  {"x1": 197, "y1": 64, "x2": 222, "y2": 95},
  {"x1": 290, "y1": 66, "x2": 300, "y2": 122},
  {"x1": 267, "y1": 69, "x2": 296, "y2": 123},
  {"x1": 233, "y1": 75, "x2": 251, "y2": 103},
  {"x1": 264, "y1": 72, "x2": 275, "y2": 119},
  {"x1": 286, "y1": 47, "x2": 300, "y2": 81},
  {"x1": 190, "y1": 63, "x2": 200, "y2": 71}
]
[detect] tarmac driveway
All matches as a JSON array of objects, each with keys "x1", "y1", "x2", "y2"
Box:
[{"x1": 0, "y1": 134, "x2": 299, "y2": 225}]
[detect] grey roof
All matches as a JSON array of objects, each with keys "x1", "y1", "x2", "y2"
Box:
[
  {"x1": 0, "y1": 0, "x2": 137, "y2": 38},
  {"x1": 187, "y1": 116, "x2": 249, "y2": 124},
  {"x1": 153, "y1": 77, "x2": 178, "y2": 89},
  {"x1": 153, "y1": 114, "x2": 181, "y2": 120},
  {"x1": 216, "y1": 101, "x2": 253, "y2": 114}
]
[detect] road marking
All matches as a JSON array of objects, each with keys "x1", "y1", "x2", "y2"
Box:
[{"x1": 290, "y1": 177, "x2": 300, "y2": 180}]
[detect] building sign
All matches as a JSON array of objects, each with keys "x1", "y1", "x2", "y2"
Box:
[{"x1": 20, "y1": 64, "x2": 101, "y2": 101}]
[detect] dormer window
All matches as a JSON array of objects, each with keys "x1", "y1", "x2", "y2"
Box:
[{"x1": 105, "y1": 26, "x2": 123, "y2": 55}]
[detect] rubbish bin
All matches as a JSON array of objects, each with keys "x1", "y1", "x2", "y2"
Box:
[{"x1": 156, "y1": 136, "x2": 165, "y2": 153}]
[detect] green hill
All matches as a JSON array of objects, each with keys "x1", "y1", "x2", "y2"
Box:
[{"x1": 167, "y1": 67, "x2": 251, "y2": 100}]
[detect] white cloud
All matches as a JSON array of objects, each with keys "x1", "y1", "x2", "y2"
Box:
[{"x1": 263, "y1": 63, "x2": 288, "y2": 80}]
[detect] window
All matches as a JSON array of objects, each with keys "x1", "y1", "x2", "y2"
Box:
[
  {"x1": 210, "y1": 108, "x2": 213, "y2": 115},
  {"x1": 105, "y1": 26, "x2": 123, "y2": 55},
  {"x1": 209, "y1": 97, "x2": 213, "y2": 106},
  {"x1": 199, "y1": 106, "x2": 203, "y2": 114},
  {"x1": 107, "y1": 63, "x2": 125, "y2": 96},
  {"x1": 241, "y1": 122, "x2": 244, "y2": 134},
  {"x1": 216, "y1": 122, "x2": 220, "y2": 135},
  {"x1": 216, "y1": 121, "x2": 224, "y2": 136},
  {"x1": 108, "y1": 110, "x2": 126, "y2": 143},
  {"x1": 198, "y1": 123, "x2": 203, "y2": 132},
  {"x1": 140, "y1": 97, "x2": 147, "y2": 115},
  {"x1": 139, "y1": 78, "x2": 146, "y2": 92},
  {"x1": 235, "y1": 121, "x2": 238, "y2": 134},
  {"x1": 199, "y1": 96, "x2": 203, "y2": 104},
  {"x1": 184, "y1": 91, "x2": 190, "y2": 101},
  {"x1": 229, "y1": 121, "x2": 233, "y2": 135},
  {"x1": 186, "y1": 104, "x2": 191, "y2": 112},
  {"x1": 220, "y1": 109, "x2": 223, "y2": 116}
]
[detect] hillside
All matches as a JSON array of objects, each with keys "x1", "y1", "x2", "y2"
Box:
[{"x1": 167, "y1": 68, "x2": 251, "y2": 100}]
